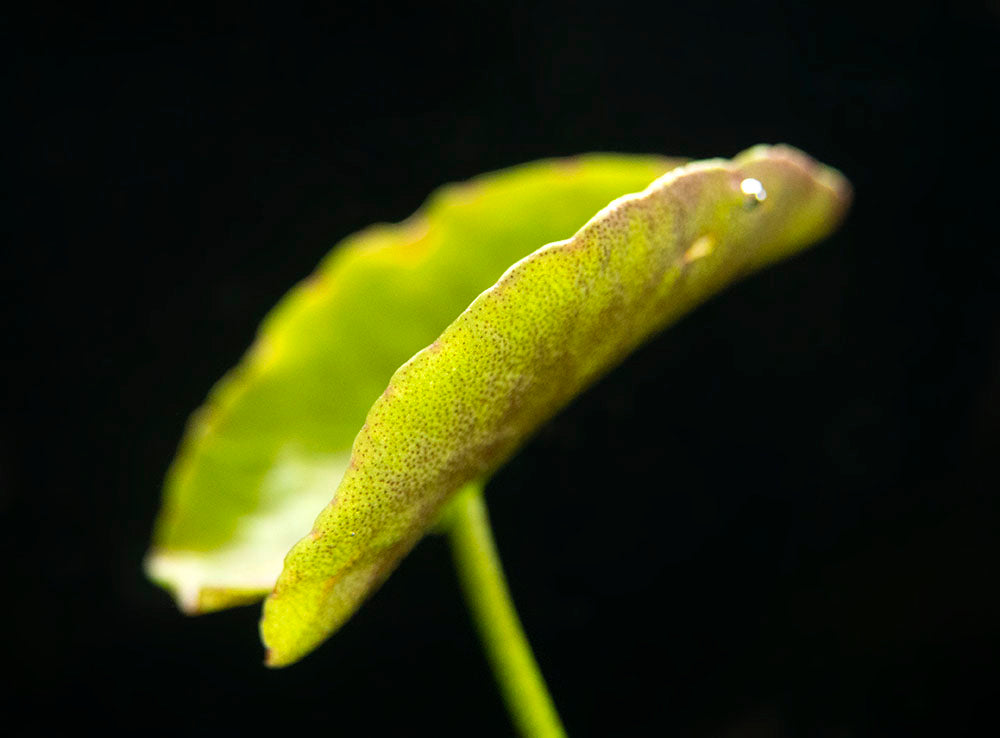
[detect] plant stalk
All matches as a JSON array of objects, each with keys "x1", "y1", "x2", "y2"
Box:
[{"x1": 445, "y1": 483, "x2": 567, "y2": 738}]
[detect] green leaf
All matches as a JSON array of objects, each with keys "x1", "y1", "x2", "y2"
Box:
[
  {"x1": 145, "y1": 153, "x2": 683, "y2": 613},
  {"x1": 259, "y1": 145, "x2": 851, "y2": 666}
]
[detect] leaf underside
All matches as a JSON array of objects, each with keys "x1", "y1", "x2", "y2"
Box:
[
  {"x1": 145, "y1": 145, "x2": 850, "y2": 668},
  {"x1": 146, "y1": 154, "x2": 683, "y2": 613},
  {"x1": 259, "y1": 145, "x2": 851, "y2": 666}
]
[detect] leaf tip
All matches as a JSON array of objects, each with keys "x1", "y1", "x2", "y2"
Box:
[
  {"x1": 263, "y1": 647, "x2": 284, "y2": 669},
  {"x1": 259, "y1": 592, "x2": 303, "y2": 668}
]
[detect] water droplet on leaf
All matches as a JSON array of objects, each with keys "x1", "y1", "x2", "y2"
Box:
[{"x1": 740, "y1": 178, "x2": 766, "y2": 208}]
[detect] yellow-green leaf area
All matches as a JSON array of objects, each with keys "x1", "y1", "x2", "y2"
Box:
[
  {"x1": 145, "y1": 154, "x2": 683, "y2": 613},
  {"x1": 261, "y1": 144, "x2": 851, "y2": 666}
]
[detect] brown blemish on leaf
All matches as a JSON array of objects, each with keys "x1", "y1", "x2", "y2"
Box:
[
  {"x1": 449, "y1": 181, "x2": 484, "y2": 205},
  {"x1": 556, "y1": 155, "x2": 583, "y2": 175},
  {"x1": 322, "y1": 573, "x2": 342, "y2": 593},
  {"x1": 303, "y1": 273, "x2": 326, "y2": 293}
]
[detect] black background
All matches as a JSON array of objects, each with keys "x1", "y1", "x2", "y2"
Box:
[{"x1": 7, "y1": 2, "x2": 1000, "y2": 735}]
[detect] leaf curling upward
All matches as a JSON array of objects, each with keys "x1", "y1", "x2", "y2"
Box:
[
  {"x1": 260, "y1": 144, "x2": 852, "y2": 667},
  {"x1": 145, "y1": 154, "x2": 682, "y2": 614}
]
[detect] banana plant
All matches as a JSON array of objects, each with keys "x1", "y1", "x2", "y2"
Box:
[{"x1": 146, "y1": 145, "x2": 851, "y2": 737}]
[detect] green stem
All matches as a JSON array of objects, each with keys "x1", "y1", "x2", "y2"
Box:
[{"x1": 444, "y1": 483, "x2": 567, "y2": 738}]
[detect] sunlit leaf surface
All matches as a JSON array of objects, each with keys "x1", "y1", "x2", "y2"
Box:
[
  {"x1": 145, "y1": 154, "x2": 683, "y2": 613},
  {"x1": 258, "y1": 145, "x2": 851, "y2": 666}
]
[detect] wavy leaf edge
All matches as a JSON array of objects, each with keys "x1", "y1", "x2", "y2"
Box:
[
  {"x1": 259, "y1": 144, "x2": 851, "y2": 666},
  {"x1": 145, "y1": 153, "x2": 683, "y2": 613}
]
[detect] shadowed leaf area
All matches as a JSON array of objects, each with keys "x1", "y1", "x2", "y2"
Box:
[
  {"x1": 145, "y1": 146, "x2": 850, "y2": 667},
  {"x1": 146, "y1": 154, "x2": 682, "y2": 612}
]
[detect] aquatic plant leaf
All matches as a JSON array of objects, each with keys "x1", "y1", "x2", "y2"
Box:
[
  {"x1": 260, "y1": 145, "x2": 852, "y2": 666},
  {"x1": 145, "y1": 154, "x2": 682, "y2": 613}
]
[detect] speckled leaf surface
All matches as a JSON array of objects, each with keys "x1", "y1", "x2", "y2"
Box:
[
  {"x1": 145, "y1": 154, "x2": 682, "y2": 613},
  {"x1": 260, "y1": 145, "x2": 851, "y2": 666}
]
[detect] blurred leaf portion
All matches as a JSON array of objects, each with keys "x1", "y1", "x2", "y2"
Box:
[
  {"x1": 145, "y1": 154, "x2": 683, "y2": 613},
  {"x1": 261, "y1": 145, "x2": 852, "y2": 666}
]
